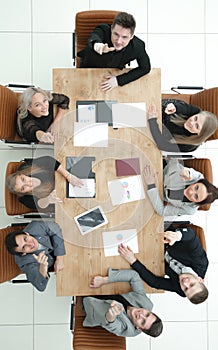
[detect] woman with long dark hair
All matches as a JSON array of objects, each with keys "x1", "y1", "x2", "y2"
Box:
[{"x1": 143, "y1": 158, "x2": 218, "y2": 216}]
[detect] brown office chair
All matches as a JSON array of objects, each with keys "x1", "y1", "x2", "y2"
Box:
[
  {"x1": 72, "y1": 296, "x2": 126, "y2": 350},
  {"x1": 188, "y1": 223, "x2": 206, "y2": 251},
  {"x1": 73, "y1": 10, "x2": 119, "y2": 67},
  {"x1": 5, "y1": 161, "x2": 37, "y2": 216},
  {"x1": 182, "y1": 157, "x2": 213, "y2": 211},
  {"x1": 0, "y1": 224, "x2": 25, "y2": 283},
  {"x1": 162, "y1": 87, "x2": 218, "y2": 141},
  {"x1": 0, "y1": 85, "x2": 36, "y2": 145},
  {"x1": 0, "y1": 85, "x2": 20, "y2": 142},
  {"x1": 0, "y1": 223, "x2": 55, "y2": 284},
  {"x1": 164, "y1": 222, "x2": 206, "y2": 251}
]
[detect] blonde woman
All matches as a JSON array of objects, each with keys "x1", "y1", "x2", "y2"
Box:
[
  {"x1": 148, "y1": 101, "x2": 218, "y2": 153},
  {"x1": 17, "y1": 87, "x2": 69, "y2": 143}
]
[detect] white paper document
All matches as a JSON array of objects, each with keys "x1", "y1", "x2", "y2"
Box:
[
  {"x1": 108, "y1": 175, "x2": 145, "y2": 206},
  {"x1": 74, "y1": 122, "x2": 108, "y2": 147},
  {"x1": 112, "y1": 102, "x2": 146, "y2": 128},
  {"x1": 102, "y1": 229, "x2": 138, "y2": 257},
  {"x1": 77, "y1": 104, "x2": 96, "y2": 123},
  {"x1": 68, "y1": 178, "x2": 95, "y2": 198}
]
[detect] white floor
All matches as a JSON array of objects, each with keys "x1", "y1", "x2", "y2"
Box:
[{"x1": 1, "y1": 1, "x2": 218, "y2": 349}]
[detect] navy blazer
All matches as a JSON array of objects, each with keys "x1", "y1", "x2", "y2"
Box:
[
  {"x1": 131, "y1": 227, "x2": 208, "y2": 297},
  {"x1": 15, "y1": 221, "x2": 65, "y2": 292}
]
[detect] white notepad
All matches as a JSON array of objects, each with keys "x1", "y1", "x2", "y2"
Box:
[
  {"x1": 102, "y1": 229, "x2": 138, "y2": 257},
  {"x1": 77, "y1": 104, "x2": 96, "y2": 123},
  {"x1": 112, "y1": 102, "x2": 146, "y2": 128},
  {"x1": 68, "y1": 179, "x2": 95, "y2": 198},
  {"x1": 108, "y1": 175, "x2": 145, "y2": 206},
  {"x1": 74, "y1": 122, "x2": 108, "y2": 147}
]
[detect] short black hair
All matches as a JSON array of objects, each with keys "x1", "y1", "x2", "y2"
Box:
[{"x1": 5, "y1": 230, "x2": 26, "y2": 256}]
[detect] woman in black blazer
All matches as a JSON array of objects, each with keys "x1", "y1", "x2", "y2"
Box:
[{"x1": 148, "y1": 100, "x2": 218, "y2": 152}]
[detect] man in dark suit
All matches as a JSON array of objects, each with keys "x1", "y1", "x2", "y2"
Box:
[
  {"x1": 5, "y1": 221, "x2": 65, "y2": 292},
  {"x1": 118, "y1": 226, "x2": 209, "y2": 304},
  {"x1": 78, "y1": 12, "x2": 151, "y2": 90}
]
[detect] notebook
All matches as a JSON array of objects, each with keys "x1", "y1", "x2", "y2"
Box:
[
  {"x1": 66, "y1": 156, "x2": 96, "y2": 198},
  {"x1": 76, "y1": 100, "x2": 117, "y2": 125}
]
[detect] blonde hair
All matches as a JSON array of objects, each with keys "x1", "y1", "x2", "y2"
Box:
[
  {"x1": 6, "y1": 164, "x2": 54, "y2": 199},
  {"x1": 17, "y1": 87, "x2": 52, "y2": 137},
  {"x1": 170, "y1": 111, "x2": 218, "y2": 145}
]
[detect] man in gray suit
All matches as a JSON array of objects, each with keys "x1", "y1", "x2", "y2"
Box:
[
  {"x1": 83, "y1": 268, "x2": 163, "y2": 338},
  {"x1": 5, "y1": 221, "x2": 65, "y2": 292}
]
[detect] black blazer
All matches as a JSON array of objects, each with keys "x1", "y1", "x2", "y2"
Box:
[
  {"x1": 131, "y1": 226, "x2": 208, "y2": 297},
  {"x1": 78, "y1": 24, "x2": 151, "y2": 86},
  {"x1": 148, "y1": 99, "x2": 201, "y2": 153}
]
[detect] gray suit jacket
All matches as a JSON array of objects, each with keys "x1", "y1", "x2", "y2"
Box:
[
  {"x1": 147, "y1": 159, "x2": 203, "y2": 216},
  {"x1": 15, "y1": 221, "x2": 65, "y2": 291},
  {"x1": 83, "y1": 269, "x2": 153, "y2": 337}
]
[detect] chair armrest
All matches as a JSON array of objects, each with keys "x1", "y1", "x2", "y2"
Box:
[
  {"x1": 11, "y1": 279, "x2": 29, "y2": 284},
  {"x1": 5, "y1": 83, "x2": 35, "y2": 89},
  {"x1": 4, "y1": 140, "x2": 34, "y2": 145},
  {"x1": 72, "y1": 32, "x2": 76, "y2": 66},
  {"x1": 171, "y1": 86, "x2": 204, "y2": 94}
]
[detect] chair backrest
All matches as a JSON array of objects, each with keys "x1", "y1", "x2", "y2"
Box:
[
  {"x1": 161, "y1": 87, "x2": 218, "y2": 141},
  {"x1": 162, "y1": 93, "x2": 191, "y2": 104},
  {"x1": 190, "y1": 87, "x2": 218, "y2": 141},
  {"x1": 183, "y1": 158, "x2": 213, "y2": 211},
  {"x1": 5, "y1": 161, "x2": 36, "y2": 215},
  {"x1": 190, "y1": 224, "x2": 207, "y2": 251},
  {"x1": 166, "y1": 222, "x2": 206, "y2": 251},
  {"x1": 73, "y1": 296, "x2": 126, "y2": 350},
  {"x1": 0, "y1": 225, "x2": 25, "y2": 283},
  {"x1": 0, "y1": 85, "x2": 22, "y2": 141},
  {"x1": 75, "y1": 10, "x2": 119, "y2": 67}
]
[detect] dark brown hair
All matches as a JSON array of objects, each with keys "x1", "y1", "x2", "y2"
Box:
[
  {"x1": 189, "y1": 283, "x2": 209, "y2": 304},
  {"x1": 112, "y1": 12, "x2": 136, "y2": 35},
  {"x1": 197, "y1": 178, "x2": 218, "y2": 206}
]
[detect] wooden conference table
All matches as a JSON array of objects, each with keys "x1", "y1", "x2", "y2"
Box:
[{"x1": 53, "y1": 68, "x2": 164, "y2": 296}]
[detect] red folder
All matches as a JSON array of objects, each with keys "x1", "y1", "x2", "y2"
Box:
[{"x1": 115, "y1": 158, "x2": 140, "y2": 176}]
